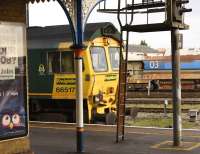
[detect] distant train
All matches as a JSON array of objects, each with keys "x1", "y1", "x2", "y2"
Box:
[
  {"x1": 127, "y1": 55, "x2": 200, "y2": 91},
  {"x1": 27, "y1": 22, "x2": 120, "y2": 124}
]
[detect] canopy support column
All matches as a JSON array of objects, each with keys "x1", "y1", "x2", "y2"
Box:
[{"x1": 75, "y1": 0, "x2": 84, "y2": 152}]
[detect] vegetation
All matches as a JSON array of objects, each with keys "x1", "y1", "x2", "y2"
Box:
[
  {"x1": 140, "y1": 40, "x2": 148, "y2": 46},
  {"x1": 126, "y1": 117, "x2": 200, "y2": 129}
]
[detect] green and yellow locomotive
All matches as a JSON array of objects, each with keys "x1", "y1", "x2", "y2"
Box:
[{"x1": 27, "y1": 22, "x2": 120, "y2": 124}]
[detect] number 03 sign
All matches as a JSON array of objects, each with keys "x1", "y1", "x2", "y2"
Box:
[
  {"x1": 149, "y1": 61, "x2": 159, "y2": 69},
  {"x1": 0, "y1": 22, "x2": 28, "y2": 140}
]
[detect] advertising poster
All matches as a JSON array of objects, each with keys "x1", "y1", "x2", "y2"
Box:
[{"x1": 0, "y1": 22, "x2": 28, "y2": 140}]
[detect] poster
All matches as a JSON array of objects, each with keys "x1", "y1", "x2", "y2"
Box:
[{"x1": 0, "y1": 22, "x2": 28, "y2": 140}]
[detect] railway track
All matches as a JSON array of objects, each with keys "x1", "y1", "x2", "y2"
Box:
[
  {"x1": 126, "y1": 107, "x2": 189, "y2": 113},
  {"x1": 125, "y1": 91, "x2": 200, "y2": 113},
  {"x1": 127, "y1": 91, "x2": 200, "y2": 98},
  {"x1": 126, "y1": 98, "x2": 200, "y2": 104}
]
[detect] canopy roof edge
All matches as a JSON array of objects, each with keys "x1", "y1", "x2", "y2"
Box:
[{"x1": 27, "y1": 0, "x2": 56, "y2": 4}]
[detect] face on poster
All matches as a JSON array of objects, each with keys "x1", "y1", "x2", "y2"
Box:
[{"x1": 0, "y1": 22, "x2": 28, "y2": 140}]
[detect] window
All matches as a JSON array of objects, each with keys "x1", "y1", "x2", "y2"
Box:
[
  {"x1": 61, "y1": 52, "x2": 74, "y2": 73},
  {"x1": 90, "y1": 47, "x2": 108, "y2": 72},
  {"x1": 128, "y1": 61, "x2": 143, "y2": 76},
  {"x1": 109, "y1": 47, "x2": 120, "y2": 70},
  {"x1": 47, "y1": 51, "x2": 74, "y2": 73},
  {"x1": 48, "y1": 52, "x2": 60, "y2": 73}
]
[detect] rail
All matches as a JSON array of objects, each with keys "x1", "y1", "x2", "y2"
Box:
[{"x1": 126, "y1": 98, "x2": 200, "y2": 103}]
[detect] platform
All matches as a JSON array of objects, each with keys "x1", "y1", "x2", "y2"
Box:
[{"x1": 29, "y1": 122, "x2": 200, "y2": 154}]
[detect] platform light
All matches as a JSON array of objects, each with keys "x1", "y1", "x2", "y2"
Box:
[
  {"x1": 173, "y1": 0, "x2": 192, "y2": 23},
  {"x1": 166, "y1": 0, "x2": 192, "y2": 25}
]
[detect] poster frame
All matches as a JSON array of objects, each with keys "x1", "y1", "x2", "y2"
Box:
[{"x1": 0, "y1": 21, "x2": 28, "y2": 141}]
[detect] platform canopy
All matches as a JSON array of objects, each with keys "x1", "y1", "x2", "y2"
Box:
[
  {"x1": 28, "y1": 0, "x2": 54, "y2": 3},
  {"x1": 0, "y1": 0, "x2": 103, "y2": 33},
  {"x1": 0, "y1": 0, "x2": 57, "y2": 22}
]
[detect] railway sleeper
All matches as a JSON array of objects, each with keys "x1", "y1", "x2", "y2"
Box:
[{"x1": 126, "y1": 107, "x2": 189, "y2": 113}]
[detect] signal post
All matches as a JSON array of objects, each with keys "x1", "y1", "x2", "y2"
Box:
[
  {"x1": 171, "y1": 28, "x2": 182, "y2": 146},
  {"x1": 170, "y1": 0, "x2": 191, "y2": 146}
]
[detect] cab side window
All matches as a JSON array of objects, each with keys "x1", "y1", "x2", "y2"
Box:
[
  {"x1": 90, "y1": 47, "x2": 108, "y2": 72},
  {"x1": 61, "y1": 52, "x2": 74, "y2": 73},
  {"x1": 47, "y1": 51, "x2": 74, "y2": 74},
  {"x1": 48, "y1": 52, "x2": 60, "y2": 73}
]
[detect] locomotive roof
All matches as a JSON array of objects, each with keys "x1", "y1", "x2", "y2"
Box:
[{"x1": 27, "y1": 22, "x2": 120, "y2": 49}]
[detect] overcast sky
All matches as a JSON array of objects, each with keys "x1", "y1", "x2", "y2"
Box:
[{"x1": 29, "y1": 0, "x2": 199, "y2": 49}]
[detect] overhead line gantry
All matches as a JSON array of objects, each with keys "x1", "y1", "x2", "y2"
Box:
[{"x1": 98, "y1": 0, "x2": 192, "y2": 146}]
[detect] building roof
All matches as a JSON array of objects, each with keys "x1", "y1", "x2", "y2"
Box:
[
  {"x1": 128, "y1": 44, "x2": 159, "y2": 54},
  {"x1": 145, "y1": 55, "x2": 200, "y2": 61},
  {"x1": 27, "y1": 22, "x2": 120, "y2": 49}
]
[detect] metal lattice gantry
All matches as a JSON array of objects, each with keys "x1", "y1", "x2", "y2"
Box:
[
  {"x1": 98, "y1": 0, "x2": 192, "y2": 32},
  {"x1": 98, "y1": 0, "x2": 192, "y2": 146}
]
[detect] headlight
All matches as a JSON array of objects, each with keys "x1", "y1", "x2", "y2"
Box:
[
  {"x1": 94, "y1": 95, "x2": 100, "y2": 102},
  {"x1": 93, "y1": 91, "x2": 104, "y2": 103}
]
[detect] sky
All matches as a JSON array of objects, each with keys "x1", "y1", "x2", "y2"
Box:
[{"x1": 29, "y1": 0, "x2": 200, "y2": 49}]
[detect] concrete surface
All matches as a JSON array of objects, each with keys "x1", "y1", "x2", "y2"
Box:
[{"x1": 30, "y1": 125, "x2": 200, "y2": 154}]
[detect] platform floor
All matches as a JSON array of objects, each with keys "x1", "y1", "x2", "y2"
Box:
[{"x1": 30, "y1": 124, "x2": 200, "y2": 154}]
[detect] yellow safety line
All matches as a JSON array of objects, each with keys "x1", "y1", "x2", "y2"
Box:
[
  {"x1": 128, "y1": 131, "x2": 200, "y2": 139},
  {"x1": 187, "y1": 142, "x2": 200, "y2": 151},
  {"x1": 151, "y1": 141, "x2": 200, "y2": 151},
  {"x1": 151, "y1": 141, "x2": 170, "y2": 149},
  {"x1": 127, "y1": 131, "x2": 170, "y2": 136}
]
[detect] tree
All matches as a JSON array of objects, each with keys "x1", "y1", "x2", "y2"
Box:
[{"x1": 140, "y1": 40, "x2": 148, "y2": 46}]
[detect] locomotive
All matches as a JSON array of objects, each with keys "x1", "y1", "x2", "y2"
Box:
[{"x1": 27, "y1": 22, "x2": 120, "y2": 124}]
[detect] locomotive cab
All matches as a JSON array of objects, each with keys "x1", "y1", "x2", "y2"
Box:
[{"x1": 127, "y1": 60, "x2": 147, "y2": 91}]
